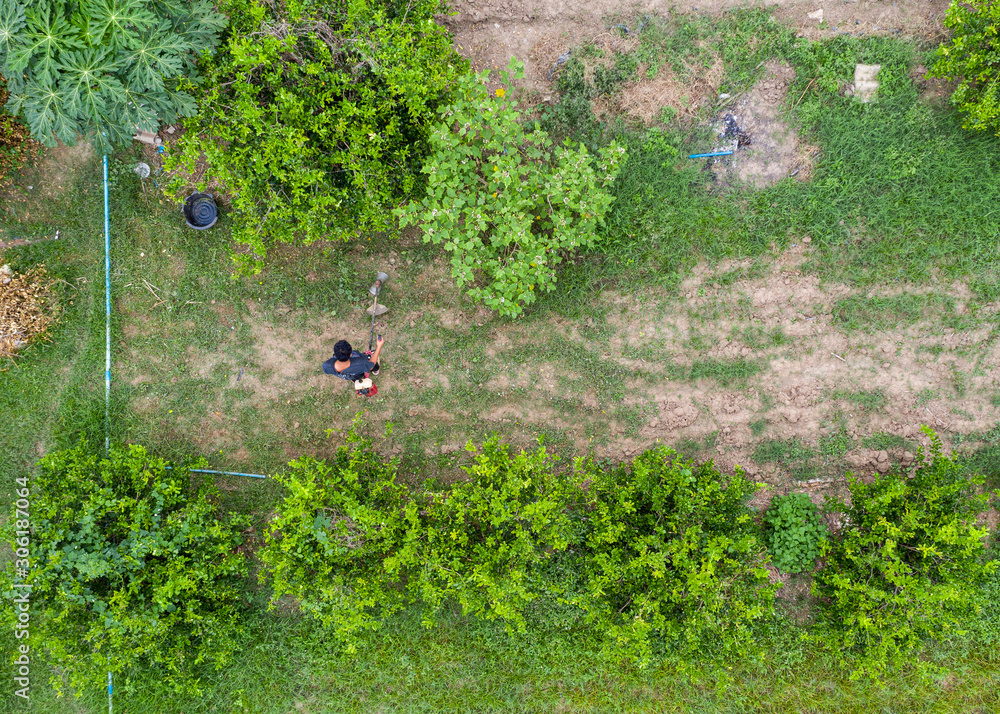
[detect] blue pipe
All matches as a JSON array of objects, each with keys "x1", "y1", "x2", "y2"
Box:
[
  {"x1": 189, "y1": 468, "x2": 268, "y2": 480},
  {"x1": 164, "y1": 466, "x2": 268, "y2": 479},
  {"x1": 104, "y1": 155, "x2": 111, "y2": 457},
  {"x1": 688, "y1": 151, "x2": 734, "y2": 159}
]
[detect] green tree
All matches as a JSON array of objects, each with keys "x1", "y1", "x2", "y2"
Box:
[
  {"x1": 258, "y1": 429, "x2": 412, "y2": 651},
  {"x1": 931, "y1": 0, "x2": 1000, "y2": 136},
  {"x1": 260, "y1": 431, "x2": 580, "y2": 650},
  {"x1": 812, "y1": 428, "x2": 996, "y2": 680},
  {"x1": 396, "y1": 58, "x2": 626, "y2": 318},
  {"x1": 573, "y1": 448, "x2": 777, "y2": 667},
  {"x1": 0, "y1": 0, "x2": 226, "y2": 150},
  {"x1": 167, "y1": 0, "x2": 468, "y2": 274},
  {"x1": 385, "y1": 438, "x2": 580, "y2": 633},
  {"x1": 1, "y1": 443, "x2": 248, "y2": 696}
]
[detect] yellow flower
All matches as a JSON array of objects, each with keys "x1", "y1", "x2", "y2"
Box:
[{"x1": 495, "y1": 87, "x2": 506, "y2": 98}]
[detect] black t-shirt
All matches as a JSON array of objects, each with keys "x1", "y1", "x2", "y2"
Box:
[{"x1": 322, "y1": 351, "x2": 374, "y2": 381}]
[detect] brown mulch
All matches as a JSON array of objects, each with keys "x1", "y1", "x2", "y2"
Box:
[{"x1": 0, "y1": 255, "x2": 56, "y2": 367}]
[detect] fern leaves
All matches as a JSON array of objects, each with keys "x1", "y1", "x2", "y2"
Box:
[{"x1": 0, "y1": 0, "x2": 225, "y2": 147}]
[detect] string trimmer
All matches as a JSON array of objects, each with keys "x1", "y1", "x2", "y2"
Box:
[{"x1": 366, "y1": 271, "x2": 389, "y2": 351}]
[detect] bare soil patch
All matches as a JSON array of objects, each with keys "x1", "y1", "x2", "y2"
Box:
[
  {"x1": 0, "y1": 140, "x2": 95, "y2": 228},
  {"x1": 710, "y1": 61, "x2": 813, "y2": 187},
  {"x1": 443, "y1": 0, "x2": 950, "y2": 107},
  {"x1": 614, "y1": 55, "x2": 726, "y2": 124}
]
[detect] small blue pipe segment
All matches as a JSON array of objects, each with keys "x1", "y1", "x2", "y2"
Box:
[
  {"x1": 164, "y1": 466, "x2": 268, "y2": 479},
  {"x1": 189, "y1": 468, "x2": 268, "y2": 480},
  {"x1": 688, "y1": 151, "x2": 734, "y2": 159}
]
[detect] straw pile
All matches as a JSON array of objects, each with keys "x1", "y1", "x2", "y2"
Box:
[{"x1": 0, "y1": 255, "x2": 56, "y2": 366}]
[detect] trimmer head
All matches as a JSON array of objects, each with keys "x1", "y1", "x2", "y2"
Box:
[{"x1": 369, "y1": 272, "x2": 390, "y2": 296}]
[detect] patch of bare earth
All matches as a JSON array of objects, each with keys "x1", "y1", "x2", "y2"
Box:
[
  {"x1": 0, "y1": 140, "x2": 95, "y2": 232},
  {"x1": 710, "y1": 61, "x2": 813, "y2": 187},
  {"x1": 243, "y1": 301, "x2": 358, "y2": 405},
  {"x1": 442, "y1": 0, "x2": 950, "y2": 109},
  {"x1": 589, "y1": 244, "x2": 1000, "y2": 497},
  {"x1": 614, "y1": 54, "x2": 725, "y2": 124}
]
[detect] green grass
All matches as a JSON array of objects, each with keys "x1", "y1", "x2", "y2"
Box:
[
  {"x1": 539, "y1": 20, "x2": 1000, "y2": 307},
  {"x1": 753, "y1": 438, "x2": 815, "y2": 463},
  {"x1": 833, "y1": 388, "x2": 889, "y2": 412},
  {"x1": 862, "y1": 432, "x2": 916, "y2": 452},
  {"x1": 830, "y1": 294, "x2": 955, "y2": 332},
  {"x1": 14, "y1": 596, "x2": 997, "y2": 713},
  {"x1": 738, "y1": 325, "x2": 790, "y2": 349},
  {"x1": 916, "y1": 388, "x2": 940, "y2": 407},
  {"x1": 965, "y1": 444, "x2": 1000, "y2": 491},
  {"x1": 0, "y1": 150, "x2": 110, "y2": 489},
  {"x1": 819, "y1": 430, "x2": 853, "y2": 458},
  {"x1": 687, "y1": 357, "x2": 763, "y2": 386}
]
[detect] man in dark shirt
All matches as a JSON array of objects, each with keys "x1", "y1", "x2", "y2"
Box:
[{"x1": 322, "y1": 337, "x2": 384, "y2": 382}]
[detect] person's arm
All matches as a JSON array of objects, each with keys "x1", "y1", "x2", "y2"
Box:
[{"x1": 371, "y1": 335, "x2": 385, "y2": 365}]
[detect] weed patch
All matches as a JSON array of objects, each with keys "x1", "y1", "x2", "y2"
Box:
[
  {"x1": 688, "y1": 357, "x2": 762, "y2": 386},
  {"x1": 831, "y1": 294, "x2": 953, "y2": 332},
  {"x1": 833, "y1": 388, "x2": 888, "y2": 412},
  {"x1": 753, "y1": 438, "x2": 815, "y2": 463}
]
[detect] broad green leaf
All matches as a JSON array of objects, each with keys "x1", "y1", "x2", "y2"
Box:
[
  {"x1": 82, "y1": 0, "x2": 156, "y2": 51},
  {"x1": 9, "y1": 4, "x2": 83, "y2": 82},
  {"x1": 121, "y1": 20, "x2": 190, "y2": 91},
  {"x1": 16, "y1": 77, "x2": 76, "y2": 146},
  {"x1": 0, "y1": 0, "x2": 26, "y2": 60}
]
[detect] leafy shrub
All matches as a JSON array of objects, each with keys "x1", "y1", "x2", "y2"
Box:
[
  {"x1": 572, "y1": 448, "x2": 778, "y2": 667},
  {"x1": 932, "y1": 0, "x2": 1000, "y2": 136},
  {"x1": 169, "y1": 0, "x2": 467, "y2": 273},
  {"x1": 261, "y1": 431, "x2": 579, "y2": 649},
  {"x1": 812, "y1": 428, "x2": 996, "y2": 680},
  {"x1": 259, "y1": 429, "x2": 411, "y2": 650},
  {"x1": 1, "y1": 443, "x2": 248, "y2": 696},
  {"x1": 387, "y1": 438, "x2": 580, "y2": 632},
  {"x1": 396, "y1": 58, "x2": 626, "y2": 317},
  {"x1": 0, "y1": 0, "x2": 226, "y2": 150},
  {"x1": 763, "y1": 493, "x2": 826, "y2": 573}
]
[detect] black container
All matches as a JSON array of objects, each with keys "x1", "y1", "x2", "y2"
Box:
[{"x1": 183, "y1": 192, "x2": 218, "y2": 230}]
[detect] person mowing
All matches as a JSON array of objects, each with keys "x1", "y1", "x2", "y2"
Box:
[{"x1": 322, "y1": 336, "x2": 384, "y2": 396}]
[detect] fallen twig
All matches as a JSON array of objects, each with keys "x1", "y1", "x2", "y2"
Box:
[
  {"x1": 831, "y1": 352, "x2": 847, "y2": 363},
  {"x1": 792, "y1": 78, "x2": 817, "y2": 111},
  {"x1": 141, "y1": 278, "x2": 166, "y2": 308}
]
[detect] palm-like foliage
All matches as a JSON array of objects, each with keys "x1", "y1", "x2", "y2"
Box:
[{"x1": 0, "y1": 0, "x2": 224, "y2": 149}]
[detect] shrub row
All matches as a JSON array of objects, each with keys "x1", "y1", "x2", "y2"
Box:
[
  {"x1": 4, "y1": 429, "x2": 994, "y2": 694},
  {"x1": 261, "y1": 426, "x2": 995, "y2": 681}
]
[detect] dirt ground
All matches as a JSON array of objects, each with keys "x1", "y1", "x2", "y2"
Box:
[
  {"x1": 441, "y1": 0, "x2": 952, "y2": 96},
  {"x1": 104, "y1": 0, "x2": 998, "y2": 514},
  {"x1": 0, "y1": 141, "x2": 93, "y2": 244}
]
